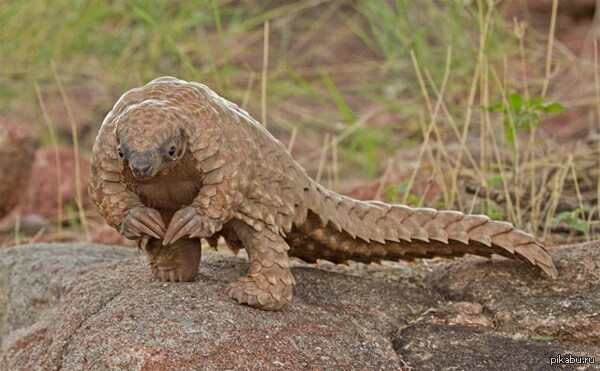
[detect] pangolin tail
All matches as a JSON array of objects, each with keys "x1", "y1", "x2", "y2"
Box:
[{"x1": 286, "y1": 184, "x2": 557, "y2": 278}]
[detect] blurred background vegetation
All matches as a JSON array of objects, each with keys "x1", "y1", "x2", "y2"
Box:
[{"x1": 0, "y1": 0, "x2": 598, "y2": 245}]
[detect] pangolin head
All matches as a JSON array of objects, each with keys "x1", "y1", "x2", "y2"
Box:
[{"x1": 115, "y1": 100, "x2": 188, "y2": 181}]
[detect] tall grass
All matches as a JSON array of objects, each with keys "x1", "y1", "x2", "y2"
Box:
[{"x1": 0, "y1": 0, "x2": 596, "y2": 243}]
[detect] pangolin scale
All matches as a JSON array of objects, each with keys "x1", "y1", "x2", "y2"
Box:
[{"x1": 89, "y1": 77, "x2": 557, "y2": 311}]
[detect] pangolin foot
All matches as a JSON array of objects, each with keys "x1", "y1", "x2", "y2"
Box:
[
  {"x1": 226, "y1": 270, "x2": 295, "y2": 311},
  {"x1": 144, "y1": 238, "x2": 201, "y2": 282}
]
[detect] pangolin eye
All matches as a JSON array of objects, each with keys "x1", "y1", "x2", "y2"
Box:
[
  {"x1": 168, "y1": 146, "x2": 177, "y2": 158},
  {"x1": 118, "y1": 148, "x2": 124, "y2": 158}
]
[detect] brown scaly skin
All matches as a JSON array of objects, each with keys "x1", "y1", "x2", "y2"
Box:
[{"x1": 89, "y1": 77, "x2": 558, "y2": 311}]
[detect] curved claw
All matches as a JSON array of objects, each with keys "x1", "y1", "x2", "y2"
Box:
[
  {"x1": 143, "y1": 208, "x2": 167, "y2": 234},
  {"x1": 123, "y1": 207, "x2": 166, "y2": 240},
  {"x1": 163, "y1": 207, "x2": 202, "y2": 245},
  {"x1": 127, "y1": 217, "x2": 161, "y2": 239}
]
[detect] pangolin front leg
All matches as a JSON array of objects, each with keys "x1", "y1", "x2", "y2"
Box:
[
  {"x1": 227, "y1": 220, "x2": 296, "y2": 311},
  {"x1": 143, "y1": 237, "x2": 202, "y2": 282}
]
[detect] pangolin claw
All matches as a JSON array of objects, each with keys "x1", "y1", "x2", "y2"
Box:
[{"x1": 122, "y1": 207, "x2": 166, "y2": 240}]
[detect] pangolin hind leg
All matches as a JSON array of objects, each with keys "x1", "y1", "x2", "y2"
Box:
[
  {"x1": 143, "y1": 238, "x2": 202, "y2": 282},
  {"x1": 226, "y1": 220, "x2": 296, "y2": 310}
]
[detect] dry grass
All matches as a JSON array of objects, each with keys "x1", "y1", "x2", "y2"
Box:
[{"x1": 0, "y1": 0, "x2": 598, "y2": 245}]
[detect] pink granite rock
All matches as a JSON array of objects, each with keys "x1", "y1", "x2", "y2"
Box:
[{"x1": 0, "y1": 118, "x2": 38, "y2": 219}]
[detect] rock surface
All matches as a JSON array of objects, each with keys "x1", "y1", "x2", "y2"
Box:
[
  {"x1": 0, "y1": 242, "x2": 598, "y2": 370},
  {"x1": 14, "y1": 146, "x2": 92, "y2": 219},
  {"x1": 0, "y1": 118, "x2": 38, "y2": 219},
  {"x1": 0, "y1": 147, "x2": 92, "y2": 232}
]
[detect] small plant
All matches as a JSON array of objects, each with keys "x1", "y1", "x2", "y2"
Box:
[
  {"x1": 483, "y1": 203, "x2": 505, "y2": 220},
  {"x1": 487, "y1": 92, "x2": 564, "y2": 154},
  {"x1": 386, "y1": 182, "x2": 421, "y2": 206},
  {"x1": 64, "y1": 203, "x2": 81, "y2": 230},
  {"x1": 344, "y1": 127, "x2": 384, "y2": 178},
  {"x1": 553, "y1": 208, "x2": 589, "y2": 234},
  {"x1": 486, "y1": 175, "x2": 503, "y2": 187}
]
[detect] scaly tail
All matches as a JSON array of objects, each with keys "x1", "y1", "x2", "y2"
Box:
[{"x1": 286, "y1": 184, "x2": 557, "y2": 278}]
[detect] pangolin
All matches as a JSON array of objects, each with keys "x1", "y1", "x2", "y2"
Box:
[{"x1": 89, "y1": 77, "x2": 557, "y2": 311}]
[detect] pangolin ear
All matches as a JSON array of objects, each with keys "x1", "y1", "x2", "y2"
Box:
[
  {"x1": 179, "y1": 126, "x2": 188, "y2": 153},
  {"x1": 113, "y1": 116, "x2": 125, "y2": 143}
]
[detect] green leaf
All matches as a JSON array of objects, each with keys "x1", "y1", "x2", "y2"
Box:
[
  {"x1": 484, "y1": 203, "x2": 504, "y2": 220},
  {"x1": 541, "y1": 101, "x2": 564, "y2": 114},
  {"x1": 553, "y1": 211, "x2": 571, "y2": 224},
  {"x1": 487, "y1": 175, "x2": 502, "y2": 187},
  {"x1": 389, "y1": 182, "x2": 421, "y2": 206},
  {"x1": 405, "y1": 193, "x2": 421, "y2": 207},
  {"x1": 553, "y1": 209, "x2": 588, "y2": 233},
  {"x1": 527, "y1": 97, "x2": 543, "y2": 107},
  {"x1": 570, "y1": 218, "x2": 588, "y2": 233},
  {"x1": 64, "y1": 203, "x2": 80, "y2": 229},
  {"x1": 508, "y1": 92, "x2": 524, "y2": 111},
  {"x1": 486, "y1": 102, "x2": 505, "y2": 112},
  {"x1": 514, "y1": 112, "x2": 540, "y2": 130},
  {"x1": 514, "y1": 114, "x2": 530, "y2": 129}
]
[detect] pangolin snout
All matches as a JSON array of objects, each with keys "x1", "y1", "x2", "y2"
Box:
[{"x1": 130, "y1": 161, "x2": 154, "y2": 179}]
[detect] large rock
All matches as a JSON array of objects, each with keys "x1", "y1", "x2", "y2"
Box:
[
  {"x1": 0, "y1": 118, "x2": 38, "y2": 219},
  {"x1": 0, "y1": 242, "x2": 598, "y2": 370},
  {"x1": 13, "y1": 147, "x2": 92, "y2": 219},
  {"x1": 397, "y1": 244, "x2": 600, "y2": 370},
  {"x1": 0, "y1": 244, "x2": 433, "y2": 370},
  {"x1": 0, "y1": 146, "x2": 98, "y2": 239}
]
